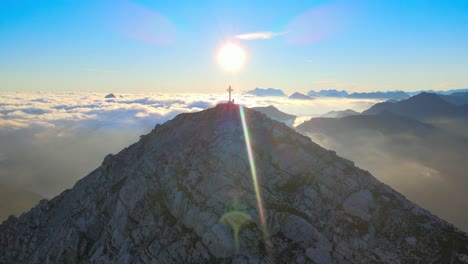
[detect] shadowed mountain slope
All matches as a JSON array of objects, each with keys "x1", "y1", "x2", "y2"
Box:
[
  {"x1": 251, "y1": 105, "x2": 296, "y2": 126},
  {"x1": 297, "y1": 113, "x2": 468, "y2": 232},
  {"x1": 441, "y1": 92, "x2": 468, "y2": 106}
]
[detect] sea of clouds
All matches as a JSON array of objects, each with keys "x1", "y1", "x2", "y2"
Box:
[{"x1": 0, "y1": 92, "x2": 380, "y2": 197}]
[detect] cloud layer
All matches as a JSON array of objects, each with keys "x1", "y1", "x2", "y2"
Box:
[
  {"x1": 0, "y1": 92, "x2": 380, "y2": 198},
  {"x1": 0, "y1": 92, "x2": 380, "y2": 130},
  {"x1": 234, "y1": 31, "x2": 287, "y2": 40}
]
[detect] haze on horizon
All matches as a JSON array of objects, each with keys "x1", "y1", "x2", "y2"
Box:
[{"x1": 1, "y1": 0, "x2": 468, "y2": 93}]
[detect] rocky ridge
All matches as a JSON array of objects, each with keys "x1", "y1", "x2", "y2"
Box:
[{"x1": 0, "y1": 104, "x2": 467, "y2": 263}]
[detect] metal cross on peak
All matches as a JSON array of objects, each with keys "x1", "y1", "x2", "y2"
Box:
[{"x1": 227, "y1": 85, "x2": 234, "y2": 103}]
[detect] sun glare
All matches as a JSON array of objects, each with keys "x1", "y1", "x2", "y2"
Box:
[{"x1": 217, "y1": 43, "x2": 246, "y2": 72}]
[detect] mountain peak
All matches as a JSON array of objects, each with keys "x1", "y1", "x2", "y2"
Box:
[
  {"x1": 289, "y1": 92, "x2": 313, "y2": 100},
  {"x1": 363, "y1": 92, "x2": 464, "y2": 119},
  {"x1": 245, "y1": 88, "x2": 287, "y2": 97},
  {"x1": 1, "y1": 105, "x2": 467, "y2": 263},
  {"x1": 251, "y1": 105, "x2": 296, "y2": 125},
  {"x1": 410, "y1": 92, "x2": 447, "y2": 101}
]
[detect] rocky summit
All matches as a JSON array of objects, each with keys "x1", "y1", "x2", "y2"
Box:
[{"x1": 1, "y1": 104, "x2": 467, "y2": 263}]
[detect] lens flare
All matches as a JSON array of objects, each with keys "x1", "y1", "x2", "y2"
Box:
[
  {"x1": 220, "y1": 211, "x2": 252, "y2": 252},
  {"x1": 239, "y1": 106, "x2": 265, "y2": 224},
  {"x1": 109, "y1": 0, "x2": 176, "y2": 45},
  {"x1": 285, "y1": 2, "x2": 349, "y2": 45},
  {"x1": 239, "y1": 105, "x2": 274, "y2": 261}
]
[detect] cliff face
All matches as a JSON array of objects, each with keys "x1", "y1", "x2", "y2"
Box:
[{"x1": 1, "y1": 104, "x2": 467, "y2": 263}]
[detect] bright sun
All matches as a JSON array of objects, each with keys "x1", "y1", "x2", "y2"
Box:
[{"x1": 217, "y1": 43, "x2": 246, "y2": 72}]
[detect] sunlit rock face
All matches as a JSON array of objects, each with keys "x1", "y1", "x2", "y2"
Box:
[{"x1": 0, "y1": 104, "x2": 467, "y2": 263}]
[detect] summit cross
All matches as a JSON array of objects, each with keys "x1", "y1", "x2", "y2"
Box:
[{"x1": 227, "y1": 85, "x2": 234, "y2": 103}]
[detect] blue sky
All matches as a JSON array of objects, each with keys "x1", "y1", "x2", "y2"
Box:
[{"x1": 1, "y1": 0, "x2": 467, "y2": 93}]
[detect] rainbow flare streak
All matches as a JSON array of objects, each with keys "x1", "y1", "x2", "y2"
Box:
[
  {"x1": 239, "y1": 105, "x2": 266, "y2": 224},
  {"x1": 239, "y1": 105, "x2": 274, "y2": 260}
]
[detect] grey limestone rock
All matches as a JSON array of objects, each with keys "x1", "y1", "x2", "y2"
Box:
[{"x1": 0, "y1": 103, "x2": 467, "y2": 263}]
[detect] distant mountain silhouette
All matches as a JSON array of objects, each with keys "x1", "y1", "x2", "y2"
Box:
[
  {"x1": 306, "y1": 89, "x2": 409, "y2": 99},
  {"x1": 251, "y1": 105, "x2": 296, "y2": 126},
  {"x1": 304, "y1": 89, "x2": 468, "y2": 99},
  {"x1": 307, "y1": 89, "x2": 348, "y2": 97},
  {"x1": 288, "y1": 92, "x2": 313, "y2": 100},
  {"x1": 348, "y1": 91, "x2": 409, "y2": 100},
  {"x1": 407, "y1": 88, "x2": 468, "y2": 96},
  {"x1": 440, "y1": 92, "x2": 468, "y2": 106},
  {"x1": 321, "y1": 109, "x2": 359, "y2": 118},
  {"x1": 363, "y1": 92, "x2": 467, "y2": 119},
  {"x1": 298, "y1": 113, "x2": 437, "y2": 137},
  {"x1": 245, "y1": 88, "x2": 286, "y2": 97}
]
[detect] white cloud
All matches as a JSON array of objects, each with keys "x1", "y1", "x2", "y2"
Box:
[
  {"x1": 234, "y1": 31, "x2": 287, "y2": 40},
  {"x1": 0, "y1": 92, "x2": 384, "y2": 130},
  {"x1": 0, "y1": 92, "x2": 383, "y2": 197}
]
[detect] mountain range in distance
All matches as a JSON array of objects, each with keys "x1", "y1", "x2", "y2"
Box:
[
  {"x1": 407, "y1": 88, "x2": 468, "y2": 96},
  {"x1": 294, "y1": 92, "x2": 468, "y2": 232},
  {"x1": 245, "y1": 87, "x2": 468, "y2": 101},
  {"x1": 244, "y1": 88, "x2": 287, "y2": 97},
  {"x1": 245, "y1": 91, "x2": 468, "y2": 131},
  {"x1": 307, "y1": 89, "x2": 349, "y2": 98},
  {"x1": 363, "y1": 92, "x2": 468, "y2": 120}
]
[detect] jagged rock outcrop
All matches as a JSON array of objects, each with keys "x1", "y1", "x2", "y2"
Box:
[{"x1": 1, "y1": 104, "x2": 467, "y2": 263}]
